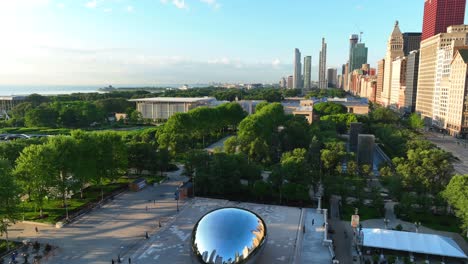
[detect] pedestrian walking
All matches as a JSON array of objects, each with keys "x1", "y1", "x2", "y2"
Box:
[
  {"x1": 128, "y1": 257, "x2": 132, "y2": 264},
  {"x1": 112, "y1": 259, "x2": 115, "y2": 264},
  {"x1": 117, "y1": 254, "x2": 121, "y2": 263},
  {"x1": 145, "y1": 205, "x2": 148, "y2": 211},
  {"x1": 145, "y1": 231, "x2": 149, "y2": 239},
  {"x1": 312, "y1": 219, "x2": 314, "y2": 225},
  {"x1": 35, "y1": 226, "x2": 39, "y2": 234},
  {"x1": 153, "y1": 199, "x2": 156, "y2": 205}
]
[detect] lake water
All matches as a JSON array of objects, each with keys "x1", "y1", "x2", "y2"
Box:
[
  {"x1": 0, "y1": 84, "x2": 210, "y2": 96},
  {"x1": 0, "y1": 85, "x2": 101, "y2": 96}
]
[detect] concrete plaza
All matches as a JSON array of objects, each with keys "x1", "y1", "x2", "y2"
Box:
[
  {"x1": 2, "y1": 166, "x2": 332, "y2": 264},
  {"x1": 131, "y1": 197, "x2": 332, "y2": 264}
]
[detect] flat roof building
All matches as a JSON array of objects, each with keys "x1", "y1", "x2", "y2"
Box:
[{"x1": 129, "y1": 97, "x2": 218, "y2": 121}]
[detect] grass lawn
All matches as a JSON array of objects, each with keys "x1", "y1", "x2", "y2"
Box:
[
  {"x1": 18, "y1": 181, "x2": 128, "y2": 224},
  {"x1": 398, "y1": 211, "x2": 462, "y2": 234},
  {"x1": 341, "y1": 204, "x2": 383, "y2": 221},
  {"x1": 0, "y1": 240, "x2": 21, "y2": 256}
]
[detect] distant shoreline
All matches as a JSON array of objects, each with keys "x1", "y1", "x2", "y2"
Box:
[{"x1": 0, "y1": 84, "x2": 211, "y2": 96}]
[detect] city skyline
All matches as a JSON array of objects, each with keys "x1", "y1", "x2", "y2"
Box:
[{"x1": 2, "y1": 0, "x2": 468, "y2": 85}]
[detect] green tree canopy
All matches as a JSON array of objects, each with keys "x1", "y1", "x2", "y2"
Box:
[{"x1": 442, "y1": 174, "x2": 468, "y2": 233}]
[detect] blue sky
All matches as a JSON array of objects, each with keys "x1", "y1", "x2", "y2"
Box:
[{"x1": 1, "y1": 0, "x2": 467, "y2": 86}]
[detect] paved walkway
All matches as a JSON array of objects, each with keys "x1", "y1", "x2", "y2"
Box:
[
  {"x1": 1, "y1": 166, "x2": 188, "y2": 264},
  {"x1": 329, "y1": 196, "x2": 354, "y2": 264},
  {"x1": 299, "y1": 209, "x2": 332, "y2": 264}
]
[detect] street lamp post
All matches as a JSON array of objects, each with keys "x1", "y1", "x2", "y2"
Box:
[{"x1": 175, "y1": 188, "x2": 180, "y2": 212}]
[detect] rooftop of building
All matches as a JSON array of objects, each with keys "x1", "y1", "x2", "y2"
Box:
[
  {"x1": 128, "y1": 97, "x2": 216, "y2": 103},
  {"x1": 456, "y1": 48, "x2": 468, "y2": 63}
]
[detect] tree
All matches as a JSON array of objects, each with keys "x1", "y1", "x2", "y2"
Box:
[
  {"x1": 408, "y1": 113, "x2": 424, "y2": 130},
  {"x1": 320, "y1": 142, "x2": 346, "y2": 173},
  {"x1": 442, "y1": 175, "x2": 468, "y2": 234},
  {"x1": 253, "y1": 180, "x2": 271, "y2": 201},
  {"x1": 0, "y1": 159, "x2": 19, "y2": 251},
  {"x1": 93, "y1": 132, "x2": 128, "y2": 201},
  {"x1": 14, "y1": 144, "x2": 55, "y2": 217},
  {"x1": 313, "y1": 102, "x2": 347, "y2": 116},
  {"x1": 47, "y1": 136, "x2": 78, "y2": 219},
  {"x1": 71, "y1": 131, "x2": 99, "y2": 199},
  {"x1": 157, "y1": 113, "x2": 194, "y2": 155},
  {"x1": 24, "y1": 105, "x2": 59, "y2": 127},
  {"x1": 280, "y1": 148, "x2": 310, "y2": 184},
  {"x1": 370, "y1": 107, "x2": 398, "y2": 123},
  {"x1": 393, "y1": 148, "x2": 454, "y2": 195}
]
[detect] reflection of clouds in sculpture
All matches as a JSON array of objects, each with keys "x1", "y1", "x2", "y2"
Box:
[{"x1": 191, "y1": 207, "x2": 267, "y2": 264}]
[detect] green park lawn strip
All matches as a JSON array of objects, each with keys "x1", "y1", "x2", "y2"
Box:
[
  {"x1": 17, "y1": 175, "x2": 166, "y2": 224},
  {"x1": 19, "y1": 181, "x2": 129, "y2": 224},
  {"x1": 340, "y1": 204, "x2": 383, "y2": 222},
  {"x1": 398, "y1": 211, "x2": 462, "y2": 234}
]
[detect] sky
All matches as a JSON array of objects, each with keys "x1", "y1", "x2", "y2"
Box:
[{"x1": 1, "y1": 0, "x2": 467, "y2": 86}]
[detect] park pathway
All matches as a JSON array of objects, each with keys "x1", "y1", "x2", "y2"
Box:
[{"x1": 1, "y1": 166, "x2": 187, "y2": 264}]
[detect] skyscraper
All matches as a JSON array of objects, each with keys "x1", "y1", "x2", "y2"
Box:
[
  {"x1": 347, "y1": 34, "x2": 359, "y2": 90},
  {"x1": 349, "y1": 43, "x2": 368, "y2": 73},
  {"x1": 319, "y1": 38, "x2": 327, "y2": 89},
  {"x1": 303, "y1": 56, "x2": 312, "y2": 89},
  {"x1": 327, "y1": 68, "x2": 337, "y2": 88},
  {"x1": 404, "y1": 50, "x2": 420, "y2": 113},
  {"x1": 416, "y1": 25, "x2": 468, "y2": 121},
  {"x1": 287, "y1": 75, "x2": 294, "y2": 89},
  {"x1": 293, "y1": 48, "x2": 302, "y2": 89},
  {"x1": 421, "y1": 0, "x2": 466, "y2": 41},
  {"x1": 382, "y1": 21, "x2": 404, "y2": 106},
  {"x1": 403, "y1": 33, "x2": 422, "y2": 55},
  {"x1": 376, "y1": 59, "x2": 385, "y2": 103},
  {"x1": 279, "y1": 77, "x2": 287, "y2": 89}
]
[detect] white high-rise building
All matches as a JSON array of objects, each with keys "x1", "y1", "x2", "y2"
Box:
[
  {"x1": 416, "y1": 25, "x2": 468, "y2": 121},
  {"x1": 390, "y1": 56, "x2": 406, "y2": 108},
  {"x1": 319, "y1": 38, "x2": 327, "y2": 89},
  {"x1": 382, "y1": 21, "x2": 404, "y2": 106}
]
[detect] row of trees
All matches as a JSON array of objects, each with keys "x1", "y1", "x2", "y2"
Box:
[
  {"x1": 305, "y1": 88, "x2": 346, "y2": 99},
  {"x1": 5, "y1": 93, "x2": 146, "y2": 128},
  {"x1": 157, "y1": 102, "x2": 246, "y2": 155},
  {"x1": 158, "y1": 87, "x2": 302, "y2": 102}
]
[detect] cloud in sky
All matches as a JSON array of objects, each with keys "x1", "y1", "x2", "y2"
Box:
[
  {"x1": 200, "y1": 0, "x2": 221, "y2": 9},
  {"x1": 126, "y1": 5, "x2": 134, "y2": 12},
  {"x1": 85, "y1": 0, "x2": 98, "y2": 9},
  {"x1": 161, "y1": 0, "x2": 188, "y2": 9}
]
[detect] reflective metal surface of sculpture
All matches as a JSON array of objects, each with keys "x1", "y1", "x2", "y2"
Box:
[{"x1": 192, "y1": 207, "x2": 267, "y2": 264}]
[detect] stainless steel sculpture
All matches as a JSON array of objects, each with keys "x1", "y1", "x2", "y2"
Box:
[{"x1": 192, "y1": 207, "x2": 267, "y2": 264}]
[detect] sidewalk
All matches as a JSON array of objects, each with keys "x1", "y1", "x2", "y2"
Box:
[{"x1": 299, "y1": 209, "x2": 332, "y2": 264}]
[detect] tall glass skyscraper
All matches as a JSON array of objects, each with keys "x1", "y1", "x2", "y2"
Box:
[
  {"x1": 349, "y1": 43, "x2": 368, "y2": 72},
  {"x1": 303, "y1": 56, "x2": 312, "y2": 89},
  {"x1": 318, "y1": 38, "x2": 327, "y2": 89},
  {"x1": 293, "y1": 48, "x2": 302, "y2": 89}
]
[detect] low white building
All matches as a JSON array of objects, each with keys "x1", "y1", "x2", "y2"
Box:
[{"x1": 129, "y1": 97, "x2": 219, "y2": 121}]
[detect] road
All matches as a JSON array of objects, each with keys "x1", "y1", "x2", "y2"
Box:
[
  {"x1": 1, "y1": 167, "x2": 187, "y2": 264},
  {"x1": 329, "y1": 196, "x2": 353, "y2": 264},
  {"x1": 424, "y1": 131, "x2": 468, "y2": 175}
]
